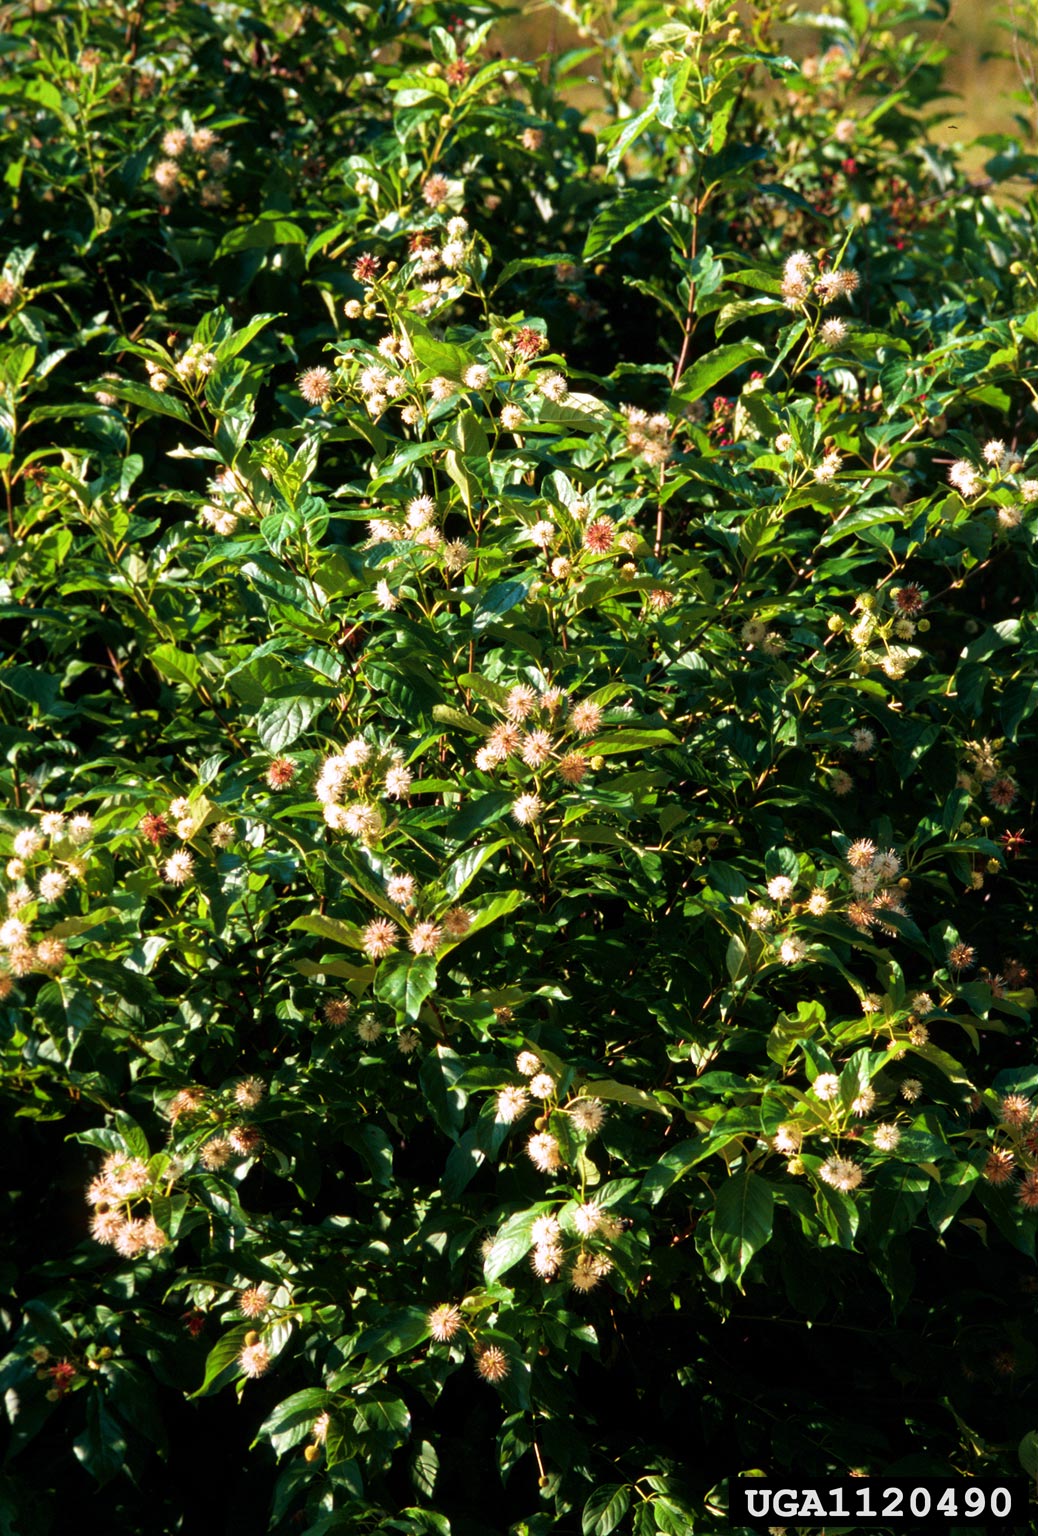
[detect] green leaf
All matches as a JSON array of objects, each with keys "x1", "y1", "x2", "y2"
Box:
[
  {"x1": 375, "y1": 952, "x2": 438, "y2": 1020},
  {"x1": 492, "y1": 252, "x2": 573, "y2": 293},
  {"x1": 583, "y1": 192, "x2": 672, "y2": 260},
  {"x1": 673, "y1": 341, "x2": 766, "y2": 401},
  {"x1": 472, "y1": 581, "x2": 528, "y2": 632},
  {"x1": 1019, "y1": 1430, "x2": 1038, "y2": 1479},
  {"x1": 256, "y1": 694, "x2": 321, "y2": 753},
  {"x1": 712, "y1": 1170, "x2": 774, "y2": 1284},
  {"x1": 442, "y1": 839, "x2": 510, "y2": 900},
  {"x1": 588, "y1": 728, "x2": 679, "y2": 755},
  {"x1": 256, "y1": 1389, "x2": 331, "y2": 1456},
  {"x1": 103, "y1": 381, "x2": 192, "y2": 424},
  {"x1": 190, "y1": 1326, "x2": 250, "y2": 1397},
  {"x1": 483, "y1": 1207, "x2": 544, "y2": 1283},
  {"x1": 582, "y1": 1483, "x2": 632, "y2": 1536},
  {"x1": 216, "y1": 215, "x2": 307, "y2": 257},
  {"x1": 582, "y1": 1078, "x2": 669, "y2": 1117},
  {"x1": 418, "y1": 1044, "x2": 466, "y2": 1139},
  {"x1": 640, "y1": 1139, "x2": 713, "y2": 1203},
  {"x1": 149, "y1": 644, "x2": 202, "y2": 689},
  {"x1": 289, "y1": 913, "x2": 366, "y2": 950},
  {"x1": 215, "y1": 313, "x2": 283, "y2": 363}
]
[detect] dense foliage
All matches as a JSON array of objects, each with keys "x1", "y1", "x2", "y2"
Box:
[{"x1": 2, "y1": 0, "x2": 1038, "y2": 1530}]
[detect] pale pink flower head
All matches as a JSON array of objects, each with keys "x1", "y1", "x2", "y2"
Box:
[
  {"x1": 362, "y1": 917, "x2": 399, "y2": 958},
  {"x1": 1018, "y1": 1172, "x2": 1038, "y2": 1210},
  {"x1": 846, "y1": 838, "x2": 876, "y2": 870},
  {"x1": 409, "y1": 921, "x2": 443, "y2": 956},
  {"x1": 428, "y1": 1303, "x2": 463, "y2": 1343},
  {"x1": 13, "y1": 828, "x2": 44, "y2": 860},
  {"x1": 298, "y1": 367, "x2": 333, "y2": 406},
  {"x1": 228, "y1": 1125, "x2": 262, "y2": 1157},
  {"x1": 506, "y1": 684, "x2": 538, "y2": 723},
  {"x1": 323, "y1": 996, "x2": 353, "y2": 1026},
  {"x1": 984, "y1": 1148, "x2": 1016, "y2": 1185},
  {"x1": 386, "y1": 873, "x2": 418, "y2": 909},
  {"x1": 239, "y1": 1341, "x2": 271, "y2": 1378},
  {"x1": 949, "y1": 460, "x2": 981, "y2": 498},
  {"x1": 556, "y1": 751, "x2": 588, "y2": 785},
  {"x1": 571, "y1": 1252, "x2": 612, "y2": 1292},
  {"x1": 569, "y1": 699, "x2": 602, "y2": 737},
  {"x1": 521, "y1": 730, "x2": 553, "y2": 767},
  {"x1": 526, "y1": 1132, "x2": 562, "y2": 1172},
  {"x1": 35, "y1": 938, "x2": 67, "y2": 972},
  {"x1": 573, "y1": 1201, "x2": 604, "y2": 1237},
  {"x1": 356, "y1": 1013, "x2": 383, "y2": 1043},
  {"x1": 239, "y1": 1287, "x2": 270, "y2": 1318},
  {"x1": 476, "y1": 1345, "x2": 509, "y2": 1382},
  {"x1": 999, "y1": 1093, "x2": 1033, "y2": 1129},
  {"x1": 266, "y1": 758, "x2": 296, "y2": 790},
  {"x1": 421, "y1": 174, "x2": 450, "y2": 207},
  {"x1": 531, "y1": 1214, "x2": 560, "y2": 1247},
  {"x1": 384, "y1": 759, "x2": 413, "y2": 798},
  {"x1": 531, "y1": 1242, "x2": 563, "y2": 1278},
  {"x1": 947, "y1": 941, "x2": 976, "y2": 973},
  {"x1": 234, "y1": 1076, "x2": 265, "y2": 1110},
  {"x1": 987, "y1": 775, "x2": 1018, "y2": 809}
]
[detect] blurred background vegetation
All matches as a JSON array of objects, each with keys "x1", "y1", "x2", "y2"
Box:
[{"x1": 497, "y1": 0, "x2": 1037, "y2": 175}]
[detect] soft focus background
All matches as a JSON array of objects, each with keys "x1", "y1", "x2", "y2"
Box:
[{"x1": 498, "y1": 0, "x2": 1038, "y2": 170}]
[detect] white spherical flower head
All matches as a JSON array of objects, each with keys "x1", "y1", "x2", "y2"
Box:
[
  {"x1": 529, "y1": 1072, "x2": 556, "y2": 1100},
  {"x1": 766, "y1": 875, "x2": 794, "y2": 902},
  {"x1": 516, "y1": 1051, "x2": 541, "y2": 1077},
  {"x1": 531, "y1": 1214, "x2": 561, "y2": 1247},
  {"x1": 13, "y1": 829, "x2": 44, "y2": 861},
  {"x1": 163, "y1": 850, "x2": 194, "y2": 885},
  {"x1": 812, "y1": 1073, "x2": 841, "y2": 1102},
  {"x1": 779, "y1": 935, "x2": 806, "y2": 965},
  {"x1": 512, "y1": 793, "x2": 543, "y2": 826},
  {"x1": 495, "y1": 1086, "x2": 529, "y2": 1123},
  {"x1": 526, "y1": 1132, "x2": 562, "y2": 1173},
  {"x1": 573, "y1": 1201, "x2": 603, "y2": 1237}
]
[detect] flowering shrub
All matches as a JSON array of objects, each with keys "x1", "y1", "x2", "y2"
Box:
[{"x1": 2, "y1": 0, "x2": 1038, "y2": 1530}]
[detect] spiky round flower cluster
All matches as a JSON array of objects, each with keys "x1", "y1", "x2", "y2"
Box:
[
  {"x1": 174, "y1": 342, "x2": 217, "y2": 382},
  {"x1": 818, "y1": 1155, "x2": 864, "y2": 1193},
  {"x1": 469, "y1": 682, "x2": 610, "y2": 811},
  {"x1": 85, "y1": 1153, "x2": 168, "y2": 1256},
  {"x1": 199, "y1": 464, "x2": 251, "y2": 536},
  {"x1": 841, "y1": 839, "x2": 908, "y2": 935},
  {"x1": 620, "y1": 404, "x2": 671, "y2": 466},
  {"x1": 529, "y1": 1206, "x2": 619, "y2": 1290},
  {"x1": 315, "y1": 739, "x2": 412, "y2": 843},
  {"x1": 2, "y1": 808, "x2": 96, "y2": 989}
]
